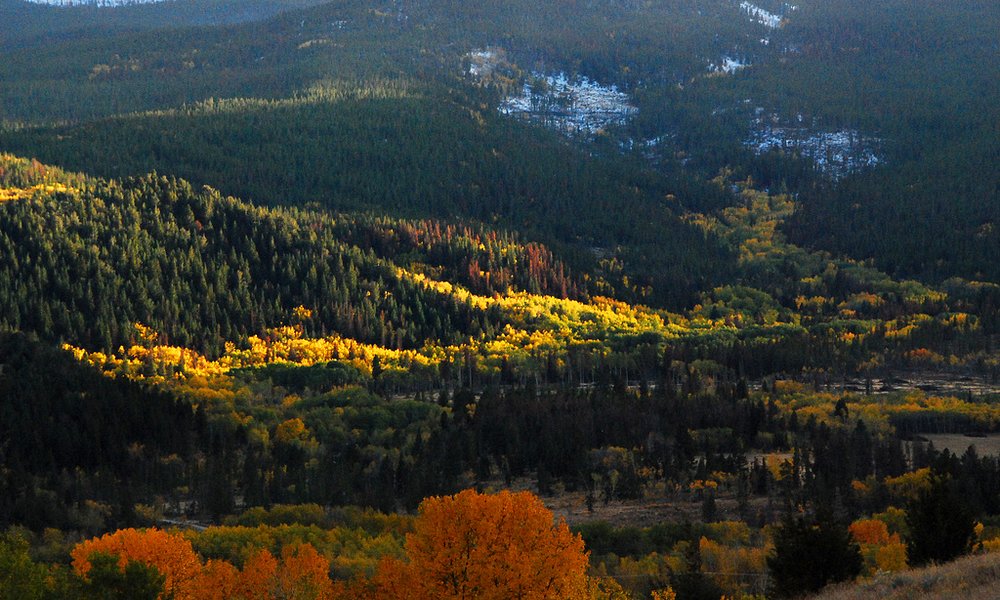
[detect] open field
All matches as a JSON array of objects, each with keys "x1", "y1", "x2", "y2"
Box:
[
  {"x1": 918, "y1": 433, "x2": 1000, "y2": 457},
  {"x1": 784, "y1": 371, "x2": 1000, "y2": 398},
  {"x1": 489, "y1": 477, "x2": 765, "y2": 528}
]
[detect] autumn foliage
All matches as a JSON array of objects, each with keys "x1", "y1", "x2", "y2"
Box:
[
  {"x1": 72, "y1": 528, "x2": 202, "y2": 599},
  {"x1": 849, "y1": 519, "x2": 893, "y2": 546},
  {"x1": 71, "y1": 528, "x2": 335, "y2": 600},
  {"x1": 848, "y1": 518, "x2": 908, "y2": 574},
  {"x1": 372, "y1": 489, "x2": 590, "y2": 600},
  {"x1": 69, "y1": 491, "x2": 592, "y2": 600}
]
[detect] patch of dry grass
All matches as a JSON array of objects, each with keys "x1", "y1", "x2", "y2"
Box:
[
  {"x1": 811, "y1": 552, "x2": 1000, "y2": 600},
  {"x1": 920, "y1": 433, "x2": 1000, "y2": 457}
]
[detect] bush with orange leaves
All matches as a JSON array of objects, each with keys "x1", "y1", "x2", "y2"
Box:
[
  {"x1": 848, "y1": 519, "x2": 907, "y2": 574},
  {"x1": 72, "y1": 528, "x2": 202, "y2": 599},
  {"x1": 848, "y1": 519, "x2": 892, "y2": 546},
  {"x1": 370, "y1": 489, "x2": 590, "y2": 600},
  {"x1": 71, "y1": 528, "x2": 336, "y2": 600}
]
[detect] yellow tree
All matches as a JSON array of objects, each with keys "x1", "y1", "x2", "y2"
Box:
[{"x1": 373, "y1": 489, "x2": 589, "y2": 600}]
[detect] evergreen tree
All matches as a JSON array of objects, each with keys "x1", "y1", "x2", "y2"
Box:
[
  {"x1": 75, "y1": 553, "x2": 164, "y2": 600},
  {"x1": 905, "y1": 471, "x2": 977, "y2": 566},
  {"x1": 767, "y1": 516, "x2": 862, "y2": 598},
  {"x1": 670, "y1": 534, "x2": 724, "y2": 600}
]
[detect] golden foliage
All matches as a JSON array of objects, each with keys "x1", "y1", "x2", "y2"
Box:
[
  {"x1": 0, "y1": 183, "x2": 73, "y2": 203},
  {"x1": 874, "y1": 542, "x2": 908, "y2": 572},
  {"x1": 587, "y1": 576, "x2": 634, "y2": 599},
  {"x1": 883, "y1": 468, "x2": 932, "y2": 503},
  {"x1": 872, "y1": 507, "x2": 908, "y2": 537},
  {"x1": 699, "y1": 536, "x2": 769, "y2": 596},
  {"x1": 275, "y1": 418, "x2": 312, "y2": 444}
]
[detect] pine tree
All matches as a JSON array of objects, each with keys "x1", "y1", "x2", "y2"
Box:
[
  {"x1": 767, "y1": 516, "x2": 862, "y2": 598},
  {"x1": 905, "y1": 471, "x2": 976, "y2": 566}
]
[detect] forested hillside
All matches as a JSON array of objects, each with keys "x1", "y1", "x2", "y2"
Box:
[
  {"x1": 655, "y1": 0, "x2": 1000, "y2": 280},
  {"x1": 0, "y1": 0, "x2": 330, "y2": 48},
  {"x1": 3, "y1": 0, "x2": 997, "y2": 286},
  {"x1": 0, "y1": 156, "x2": 497, "y2": 352},
  {"x1": 0, "y1": 86, "x2": 737, "y2": 308}
]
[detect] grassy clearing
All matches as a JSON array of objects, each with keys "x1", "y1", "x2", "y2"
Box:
[{"x1": 919, "y1": 433, "x2": 1000, "y2": 457}]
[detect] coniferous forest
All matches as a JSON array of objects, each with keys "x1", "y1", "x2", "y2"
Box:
[{"x1": 1, "y1": 1, "x2": 999, "y2": 599}]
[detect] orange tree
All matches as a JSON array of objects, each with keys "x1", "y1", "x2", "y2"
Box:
[
  {"x1": 371, "y1": 489, "x2": 590, "y2": 600},
  {"x1": 71, "y1": 528, "x2": 335, "y2": 600},
  {"x1": 72, "y1": 528, "x2": 202, "y2": 599}
]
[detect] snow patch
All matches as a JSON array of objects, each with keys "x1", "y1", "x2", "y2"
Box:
[
  {"x1": 464, "y1": 49, "x2": 636, "y2": 138},
  {"x1": 467, "y1": 49, "x2": 501, "y2": 78},
  {"x1": 709, "y1": 56, "x2": 750, "y2": 74},
  {"x1": 740, "y1": 2, "x2": 796, "y2": 29},
  {"x1": 746, "y1": 115, "x2": 882, "y2": 179},
  {"x1": 499, "y1": 72, "x2": 637, "y2": 137},
  {"x1": 740, "y1": 1, "x2": 783, "y2": 28}
]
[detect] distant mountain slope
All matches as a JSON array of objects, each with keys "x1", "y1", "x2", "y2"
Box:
[
  {"x1": 0, "y1": 0, "x2": 760, "y2": 123},
  {"x1": 0, "y1": 84, "x2": 737, "y2": 309},
  {"x1": 774, "y1": 0, "x2": 1000, "y2": 282},
  {"x1": 25, "y1": 0, "x2": 166, "y2": 5},
  {"x1": 2, "y1": 0, "x2": 998, "y2": 293},
  {"x1": 0, "y1": 0, "x2": 330, "y2": 48}
]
